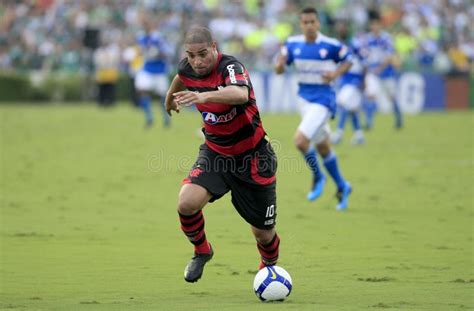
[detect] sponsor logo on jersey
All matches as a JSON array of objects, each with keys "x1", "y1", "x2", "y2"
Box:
[
  {"x1": 227, "y1": 64, "x2": 237, "y2": 84},
  {"x1": 202, "y1": 107, "x2": 237, "y2": 124}
]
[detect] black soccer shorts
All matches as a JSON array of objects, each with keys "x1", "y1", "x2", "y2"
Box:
[{"x1": 182, "y1": 139, "x2": 277, "y2": 230}]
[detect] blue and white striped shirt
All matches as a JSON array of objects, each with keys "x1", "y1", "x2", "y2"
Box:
[
  {"x1": 360, "y1": 31, "x2": 396, "y2": 79},
  {"x1": 283, "y1": 32, "x2": 351, "y2": 114},
  {"x1": 137, "y1": 31, "x2": 172, "y2": 74},
  {"x1": 339, "y1": 36, "x2": 366, "y2": 89}
]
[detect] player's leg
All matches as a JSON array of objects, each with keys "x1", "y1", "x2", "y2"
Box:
[
  {"x1": 97, "y1": 82, "x2": 106, "y2": 106},
  {"x1": 316, "y1": 138, "x2": 352, "y2": 210},
  {"x1": 178, "y1": 183, "x2": 212, "y2": 252},
  {"x1": 393, "y1": 100, "x2": 403, "y2": 129},
  {"x1": 344, "y1": 86, "x2": 365, "y2": 145},
  {"x1": 154, "y1": 74, "x2": 171, "y2": 128},
  {"x1": 140, "y1": 90, "x2": 154, "y2": 127},
  {"x1": 363, "y1": 99, "x2": 376, "y2": 130},
  {"x1": 135, "y1": 70, "x2": 154, "y2": 127},
  {"x1": 252, "y1": 226, "x2": 280, "y2": 270},
  {"x1": 129, "y1": 75, "x2": 140, "y2": 107},
  {"x1": 383, "y1": 78, "x2": 403, "y2": 129},
  {"x1": 104, "y1": 83, "x2": 115, "y2": 106},
  {"x1": 350, "y1": 111, "x2": 365, "y2": 145},
  {"x1": 364, "y1": 74, "x2": 380, "y2": 130},
  {"x1": 178, "y1": 183, "x2": 214, "y2": 283},
  {"x1": 295, "y1": 99, "x2": 328, "y2": 201},
  {"x1": 179, "y1": 145, "x2": 230, "y2": 282},
  {"x1": 229, "y1": 142, "x2": 280, "y2": 269},
  {"x1": 110, "y1": 83, "x2": 117, "y2": 106},
  {"x1": 295, "y1": 129, "x2": 326, "y2": 201},
  {"x1": 331, "y1": 107, "x2": 346, "y2": 145},
  {"x1": 332, "y1": 84, "x2": 357, "y2": 144}
]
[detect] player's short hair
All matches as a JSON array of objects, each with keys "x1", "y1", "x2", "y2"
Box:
[
  {"x1": 301, "y1": 7, "x2": 319, "y2": 17},
  {"x1": 184, "y1": 26, "x2": 213, "y2": 45},
  {"x1": 368, "y1": 10, "x2": 381, "y2": 21}
]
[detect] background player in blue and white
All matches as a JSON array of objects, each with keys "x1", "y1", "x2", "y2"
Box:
[
  {"x1": 274, "y1": 7, "x2": 352, "y2": 210},
  {"x1": 362, "y1": 11, "x2": 403, "y2": 130},
  {"x1": 331, "y1": 20, "x2": 366, "y2": 146},
  {"x1": 135, "y1": 17, "x2": 173, "y2": 128}
]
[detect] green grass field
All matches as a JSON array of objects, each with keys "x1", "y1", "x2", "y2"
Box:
[{"x1": 1, "y1": 104, "x2": 473, "y2": 310}]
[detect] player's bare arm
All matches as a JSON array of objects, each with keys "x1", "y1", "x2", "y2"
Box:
[
  {"x1": 173, "y1": 85, "x2": 248, "y2": 106},
  {"x1": 274, "y1": 46, "x2": 288, "y2": 74},
  {"x1": 322, "y1": 61, "x2": 352, "y2": 83},
  {"x1": 165, "y1": 74, "x2": 187, "y2": 116}
]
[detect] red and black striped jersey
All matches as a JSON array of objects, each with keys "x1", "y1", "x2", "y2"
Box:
[{"x1": 178, "y1": 53, "x2": 266, "y2": 157}]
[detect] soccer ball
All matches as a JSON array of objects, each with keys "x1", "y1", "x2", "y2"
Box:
[{"x1": 253, "y1": 266, "x2": 292, "y2": 302}]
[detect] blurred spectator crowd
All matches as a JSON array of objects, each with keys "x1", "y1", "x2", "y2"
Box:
[{"x1": 0, "y1": 0, "x2": 473, "y2": 75}]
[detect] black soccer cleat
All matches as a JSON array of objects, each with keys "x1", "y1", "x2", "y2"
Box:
[{"x1": 184, "y1": 246, "x2": 214, "y2": 283}]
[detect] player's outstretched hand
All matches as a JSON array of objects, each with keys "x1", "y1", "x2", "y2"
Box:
[
  {"x1": 274, "y1": 46, "x2": 288, "y2": 74},
  {"x1": 165, "y1": 98, "x2": 180, "y2": 116},
  {"x1": 173, "y1": 91, "x2": 204, "y2": 107},
  {"x1": 276, "y1": 53, "x2": 287, "y2": 67}
]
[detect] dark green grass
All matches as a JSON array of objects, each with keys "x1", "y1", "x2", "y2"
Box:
[{"x1": 1, "y1": 104, "x2": 473, "y2": 310}]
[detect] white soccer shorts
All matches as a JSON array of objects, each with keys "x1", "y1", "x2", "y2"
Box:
[
  {"x1": 135, "y1": 70, "x2": 169, "y2": 96},
  {"x1": 297, "y1": 97, "x2": 331, "y2": 145},
  {"x1": 336, "y1": 84, "x2": 363, "y2": 112},
  {"x1": 365, "y1": 73, "x2": 397, "y2": 112}
]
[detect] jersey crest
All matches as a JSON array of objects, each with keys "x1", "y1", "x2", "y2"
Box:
[{"x1": 319, "y1": 48, "x2": 328, "y2": 58}]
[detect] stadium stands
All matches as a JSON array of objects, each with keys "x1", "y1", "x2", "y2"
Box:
[{"x1": 0, "y1": 0, "x2": 472, "y2": 74}]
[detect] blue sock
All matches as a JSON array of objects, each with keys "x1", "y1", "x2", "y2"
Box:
[
  {"x1": 158, "y1": 98, "x2": 170, "y2": 127},
  {"x1": 393, "y1": 101, "x2": 403, "y2": 128},
  {"x1": 323, "y1": 151, "x2": 346, "y2": 190},
  {"x1": 364, "y1": 101, "x2": 376, "y2": 129},
  {"x1": 351, "y1": 112, "x2": 361, "y2": 131},
  {"x1": 304, "y1": 148, "x2": 322, "y2": 180},
  {"x1": 139, "y1": 95, "x2": 153, "y2": 123},
  {"x1": 337, "y1": 108, "x2": 347, "y2": 131}
]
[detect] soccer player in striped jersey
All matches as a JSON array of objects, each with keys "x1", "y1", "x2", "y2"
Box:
[
  {"x1": 135, "y1": 18, "x2": 172, "y2": 128},
  {"x1": 331, "y1": 20, "x2": 367, "y2": 145},
  {"x1": 361, "y1": 11, "x2": 403, "y2": 130},
  {"x1": 274, "y1": 7, "x2": 352, "y2": 210},
  {"x1": 164, "y1": 27, "x2": 280, "y2": 283}
]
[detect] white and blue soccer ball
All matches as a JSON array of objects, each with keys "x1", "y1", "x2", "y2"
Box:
[{"x1": 253, "y1": 266, "x2": 292, "y2": 302}]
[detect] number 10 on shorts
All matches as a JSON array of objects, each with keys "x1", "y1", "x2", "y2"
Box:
[{"x1": 266, "y1": 205, "x2": 275, "y2": 218}]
